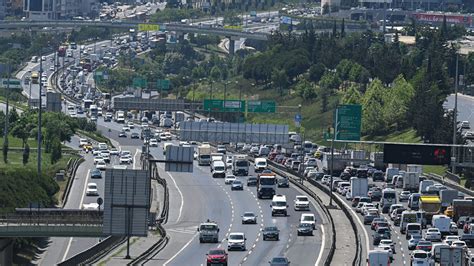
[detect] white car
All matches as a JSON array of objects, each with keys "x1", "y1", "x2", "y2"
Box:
[
  {"x1": 110, "y1": 148, "x2": 120, "y2": 155},
  {"x1": 149, "y1": 138, "x2": 158, "y2": 147},
  {"x1": 227, "y1": 232, "x2": 246, "y2": 251},
  {"x1": 425, "y1": 228, "x2": 442, "y2": 241},
  {"x1": 450, "y1": 222, "x2": 459, "y2": 235},
  {"x1": 49, "y1": 65, "x2": 54, "y2": 71},
  {"x1": 128, "y1": 121, "x2": 135, "y2": 129},
  {"x1": 86, "y1": 183, "x2": 99, "y2": 196},
  {"x1": 94, "y1": 156, "x2": 105, "y2": 164},
  {"x1": 361, "y1": 203, "x2": 375, "y2": 216},
  {"x1": 96, "y1": 161, "x2": 107, "y2": 170},
  {"x1": 225, "y1": 175, "x2": 236, "y2": 185},
  {"x1": 165, "y1": 132, "x2": 172, "y2": 140},
  {"x1": 226, "y1": 158, "x2": 233, "y2": 169},
  {"x1": 122, "y1": 125, "x2": 130, "y2": 132},
  {"x1": 79, "y1": 138, "x2": 88, "y2": 147},
  {"x1": 159, "y1": 133, "x2": 167, "y2": 141},
  {"x1": 300, "y1": 213, "x2": 316, "y2": 229},
  {"x1": 411, "y1": 250, "x2": 430, "y2": 265},
  {"x1": 120, "y1": 155, "x2": 133, "y2": 164},
  {"x1": 379, "y1": 239, "x2": 395, "y2": 253},
  {"x1": 451, "y1": 240, "x2": 468, "y2": 249},
  {"x1": 294, "y1": 195, "x2": 310, "y2": 211},
  {"x1": 444, "y1": 235, "x2": 460, "y2": 246}
]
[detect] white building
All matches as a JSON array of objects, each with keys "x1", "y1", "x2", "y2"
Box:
[{"x1": 23, "y1": 0, "x2": 98, "y2": 20}]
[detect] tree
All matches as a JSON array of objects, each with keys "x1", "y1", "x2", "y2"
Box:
[
  {"x1": 362, "y1": 79, "x2": 386, "y2": 135},
  {"x1": 295, "y1": 79, "x2": 317, "y2": 101},
  {"x1": 50, "y1": 137, "x2": 62, "y2": 164},
  {"x1": 341, "y1": 84, "x2": 362, "y2": 104},
  {"x1": 271, "y1": 68, "x2": 289, "y2": 95},
  {"x1": 210, "y1": 66, "x2": 221, "y2": 81},
  {"x1": 320, "y1": 88, "x2": 329, "y2": 112},
  {"x1": 341, "y1": 19, "x2": 345, "y2": 38},
  {"x1": 383, "y1": 75, "x2": 415, "y2": 130},
  {"x1": 22, "y1": 143, "x2": 29, "y2": 165},
  {"x1": 2, "y1": 141, "x2": 7, "y2": 163},
  {"x1": 309, "y1": 63, "x2": 326, "y2": 83},
  {"x1": 319, "y1": 71, "x2": 341, "y2": 92},
  {"x1": 322, "y1": 3, "x2": 329, "y2": 15}
]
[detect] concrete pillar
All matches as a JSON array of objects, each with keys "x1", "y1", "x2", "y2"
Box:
[
  {"x1": 228, "y1": 38, "x2": 235, "y2": 56},
  {"x1": 0, "y1": 239, "x2": 13, "y2": 266}
]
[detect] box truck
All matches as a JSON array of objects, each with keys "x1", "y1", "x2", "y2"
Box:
[
  {"x1": 385, "y1": 167, "x2": 399, "y2": 183},
  {"x1": 440, "y1": 190, "x2": 459, "y2": 209},
  {"x1": 403, "y1": 172, "x2": 420, "y2": 192},
  {"x1": 350, "y1": 176, "x2": 369, "y2": 199},
  {"x1": 197, "y1": 144, "x2": 211, "y2": 166}
]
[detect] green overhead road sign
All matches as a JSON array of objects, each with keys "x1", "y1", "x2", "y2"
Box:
[
  {"x1": 0, "y1": 78, "x2": 21, "y2": 89},
  {"x1": 204, "y1": 99, "x2": 245, "y2": 112},
  {"x1": 335, "y1": 104, "x2": 362, "y2": 141},
  {"x1": 247, "y1": 100, "x2": 276, "y2": 113},
  {"x1": 147, "y1": 79, "x2": 171, "y2": 91},
  {"x1": 133, "y1": 77, "x2": 147, "y2": 88}
]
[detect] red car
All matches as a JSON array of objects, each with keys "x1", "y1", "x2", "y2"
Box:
[{"x1": 206, "y1": 248, "x2": 228, "y2": 266}]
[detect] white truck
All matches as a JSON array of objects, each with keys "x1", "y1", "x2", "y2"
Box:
[
  {"x1": 232, "y1": 155, "x2": 249, "y2": 176},
  {"x1": 370, "y1": 152, "x2": 384, "y2": 170},
  {"x1": 350, "y1": 150, "x2": 366, "y2": 167},
  {"x1": 432, "y1": 214, "x2": 452, "y2": 236},
  {"x1": 350, "y1": 176, "x2": 368, "y2": 199},
  {"x1": 403, "y1": 172, "x2": 420, "y2": 192},
  {"x1": 115, "y1": 110, "x2": 125, "y2": 123},
  {"x1": 254, "y1": 157, "x2": 267, "y2": 173},
  {"x1": 211, "y1": 160, "x2": 226, "y2": 178},
  {"x1": 407, "y1": 164, "x2": 423, "y2": 175},
  {"x1": 198, "y1": 221, "x2": 219, "y2": 243},
  {"x1": 385, "y1": 167, "x2": 399, "y2": 183},
  {"x1": 419, "y1": 180, "x2": 435, "y2": 194},
  {"x1": 197, "y1": 144, "x2": 211, "y2": 166}
]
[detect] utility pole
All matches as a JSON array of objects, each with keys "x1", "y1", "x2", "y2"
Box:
[
  {"x1": 452, "y1": 53, "x2": 459, "y2": 173},
  {"x1": 38, "y1": 48, "x2": 43, "y2": 178},
  {"x1": 329, "y1": 107, "x2": 338, "y2": 206},
  {"x1": 3, "y1": 65, "x2": 11, "y2": 163}
]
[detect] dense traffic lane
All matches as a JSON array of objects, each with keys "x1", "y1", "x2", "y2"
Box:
[{"x1": 445, "y1": 93, "x2": 474, "y2": 125}]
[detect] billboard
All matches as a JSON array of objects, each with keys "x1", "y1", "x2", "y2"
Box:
[
  {"x1": 414, "y1": 13, "x2": 472, "y2": 25},
  {"x1": 383, "y1": 144, "x2": 451, "y2": 165}
]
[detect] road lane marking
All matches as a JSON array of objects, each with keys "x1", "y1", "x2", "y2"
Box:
[
  {"x1": 62, "y1": 237, "x2": 73, "y2": 262},
  {"x1": 163, "y1": 233, "x2": 198, "y2": 266},
  {"x1": 167, "y1": 171, "x2": 184, "y2": 222},
  {"x1": 315, "y1": 224, "x2": 326, "y2": 266},
  {"x1": 79, "y1": 169, "x2": 91, "y2": 208}
]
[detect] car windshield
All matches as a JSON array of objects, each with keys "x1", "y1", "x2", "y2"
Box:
[
  {"x1": 273, "y1": 201, "x2": 286, "y2": 207},
  {"x1": 257, "y1": 162, "x2": 266, "y2": 166},
  {"x1": 265, "y1": 227, "x2": 277, "y2": 231},
  {"x1": 303, "y1": 216, "x2": 314, "y2": 221},
  {"x1": 200, "y1": 225, "x2": 217, "y2": 230},
  {"x1": 229, "y1": 234, "x2": 243, "y2": 240},
  {"x1": 236, "y1": 161, "x2": 248, "y2": 166},
  {"x1": 233, "y1": 180, "x2": 241, "y2": 184},
  {"x1": 214, "y1": 166, "x2": 225, "y2": 171},
  {"x1": 226, "y1": 176, "x2": 235, "y2": 179},
  {"x1": 244, "y1": 213, "x2": 254, "y2": 217},
  {"x1": 209, "y1": 249, "x2": 225, "y2": 255},
  {"x1": 271, "y1": 257, "x2": 287, "y2": 263},
  {"x1": 200, "y1": 155, "x2": 210, "y2": 159},
  {"x1": 297, "y1": 196, "x2": 308, "y2": 202},
  {"x1": 248, "y1": 177, "x2": 257, "y2": 181},
  {"x1": 411, "y1": 235, "x2": 422, "y2": 240},
  {"x1": 88, "y1": 184, "x2": 97, "y2": 189},
  {"x1": 260, "y1": 178, "x2": 275, "y2": 185}
]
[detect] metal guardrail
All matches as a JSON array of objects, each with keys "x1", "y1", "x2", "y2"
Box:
[
  {"x1": 445, "y1": 171, "x2": 462, "y2": 184},
  {"x1": 425, "y1": 173, "x2": 474, "y2": 197},
  {"x1": 60, "y1": 157, "x2": 84, "y2": 207},
  {"x1": 58, "y1": 236, "x2": 126, "y2": 266}
]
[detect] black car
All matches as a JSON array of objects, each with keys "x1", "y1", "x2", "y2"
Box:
[
  {"x1": 247, "y1": 176, "x2": 257, "y2": 186},
  {"x1": 269, "y1": 256, "x2": 290, "y2": 266},
  {"x1": 119, "y1": 131, "x2": 127, "y2": 138},
  {"x1": 90, "y1": 168, "x2": 102, "y2": 179},
  {"x1": 263, "y1": 226, "x2": 280, "y2": 241},
  {"x1": 277, "y1": 178, "x2": 289, "y2": 188},
  {"x1": 104, "y1": 116, "x2": 111, "y2": 122},
  {"x1": 297, "y1": 223, "x2": 313, "y2": 236},
  {"x1": 131, "y1": 133, "x2": 140, "y2": 139},
  {"x1": 460, "y1": 233, "x2": 474, "y2": 248},
  {"x1": 339, "y1": 171, "x2": 351, "y2": 181},
  {"x1": 372, "y1": 171, "x2": 384, "y2": 182},
  {"x1": 372, "y1": 227, "x2": 391, "y2": 245}
]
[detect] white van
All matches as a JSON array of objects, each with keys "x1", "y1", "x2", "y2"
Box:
[
  {"x1": 271, "y1": 195, "x2": 288, "y2": 216},
  {"x1": 431, "y1": 243, "x2": 450, "y2": 263},
  {"x1": 211, "y1": 160, "x2": 226, "y2": 178},
  {"x1": 432, "y1": 215, "x2": 452, "y2": 235},
  {"x1": 300, "y1": 213, "x2": 316, "y2": 229},
  {"x1": 254, "y1": 157, "x2": 267, "y2": 172},
  {"x1": 406, "y1": 223, "x2": 422, "y2": 239},
  {"x1": 367, "y1": 250, "x2": 390, "y2": 266}
]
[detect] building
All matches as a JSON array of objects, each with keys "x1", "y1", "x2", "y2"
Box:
[
  {"x1": 0, "y1": 0, "x2": 5, "y2": 20},
  {"x1": 359, "y1": 0, "x2": 463, "y2": 10},
  {"x1": 321, "y1": 0, "x2": 341, "y2": 13},
  {"x1": 23, "y1": 0, "x2": 98, "y2": 20}
]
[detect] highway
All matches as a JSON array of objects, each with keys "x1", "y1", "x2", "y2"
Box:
[{"x1": 445, "y1": 93, "x2": 474, "y2": 127}]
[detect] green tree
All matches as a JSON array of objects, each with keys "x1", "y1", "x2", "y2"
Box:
[
  {"x1": 341, "y1": 84, "x2": 362, "y2": 104},
  {"x1": 295, "y1": 79, "x2": 317, "y2": 101},
  {"x1": 271, "y1": 68, "x2": 289, "y2": 95},
  {"x1": 50, "y1": 137, "x2": 62, "y2": 164},
  {"x1": 309, "y1": 63, "x2": 326, "y2": 83},
  {"x1": 319, "y1": 71, "x2": 341, "y2": 92},
  {"x1": 320, "y1": 88, "x2": 329, "y2": 112},
  {"x1": 383, "y1": 75, "x2": 415, "y2": 130},
  {"x1": 362, "y1": 79, "x2": 386, "y2": 135},
  {"x1": 210, "y1": 66, "x2": 221, "y2": 81},
  {"x1": 2, "y1": 141, "x2": 7, "y2": 163}
]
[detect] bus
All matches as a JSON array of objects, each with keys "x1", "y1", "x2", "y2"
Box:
[{"x1": 31, "y1": 72, "x2": 39, "y2": 84}]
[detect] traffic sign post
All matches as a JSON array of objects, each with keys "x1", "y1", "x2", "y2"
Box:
[
  {"x1": 335, "y1": 104, "x2": 362, "y2": 141},
  {"x1": 294, "y1": 113, "x2": 302, "y2": 127},
  {"x1": 0, "y1": 78, "x2": 21, "y2": 89}
]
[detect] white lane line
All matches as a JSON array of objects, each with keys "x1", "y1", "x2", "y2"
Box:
[
  {"x1": 163, "y1": 233, "x2": 198, "y2": 266},
  {"x1": 79, "y1": 169, "x2": 91, "y2": 208},
  {"x1": 132, "y1": 148, "x2": 140, "y2": 169},
  {"x1": 315, "y1": 224, "x2": 326, "y2": 266},
  {"x1": 62, "y1": 237, "x2": 73, "y2": 262},
  {"x1": 168, "y1": 171, "x2": 184, "y2": 222}
]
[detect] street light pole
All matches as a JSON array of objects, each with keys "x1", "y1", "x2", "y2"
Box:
[
  {"x1": 38, "y1": 48, "x2": 43, "y2": 178},
  {"x1": 3, "y1": 65, "x2": 11, "y2": 163},
  {"x1": 452, "y1": 53, "x2": 459, "y2": 173}
]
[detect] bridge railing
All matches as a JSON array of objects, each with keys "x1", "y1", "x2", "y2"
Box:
[{"x1": 0, "y1": 213, "x2": 103, "y2": 226}]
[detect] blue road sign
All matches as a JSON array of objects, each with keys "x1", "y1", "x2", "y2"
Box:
[{"x1": 295, "y1": 114, "x2": 302, "y2": 123}]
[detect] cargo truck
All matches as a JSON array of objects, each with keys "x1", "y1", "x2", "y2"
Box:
[
  {"x1": 440, "y1": 190, "x2": 459, "y2": 209},
  {"x1": 322, "y1": 153, "x2": 347, "y2": 176},
  {"x1": 407, "y1": 164, "x2": 423, "y2": 175},
  {"x1": 432, "y1": 215, "x2": 452, "y2": 235},
  {"x1": 198, "y1": 220, "x2": 219, "y2": 243},
  {"x1": 350, "y1": 150, "x2": 366, "y2": 167},
  {"x1": 115, "y1": 110, "x2": 125, "y2": 123},
  {"x1": 403, "y1": 172, "x2": 420, "y2": 193},
  {"x1": 232, "y1": 155, "x2": 249, "y2": 176},
  {"x1": 385, "y1": 167, "x2": 399, "y2": 183},
  {"x1": 420, "y1": 195, "x2": 442, "y2": 224},
  {"x1": 452, "y1": 199, "x2": 474, "y2": 222},
  {"x1": 197, "y1": 144, "x2": 211, "y2": 166},
  {"x1": 370, "y1": 152, "x2": 385, "y2": 170},
  {"x1": 419, "y1": 180, "x2": 435, "y2": 194},
  {"x1": 350, "y1": 176, "x2": 368, "y2": 199},
  {"x1": 174, "y1": 111, "x2": 185, "y2": 123},
  {"x1": 257, "y1": 173, "x2": 277, "y2": 199}
]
